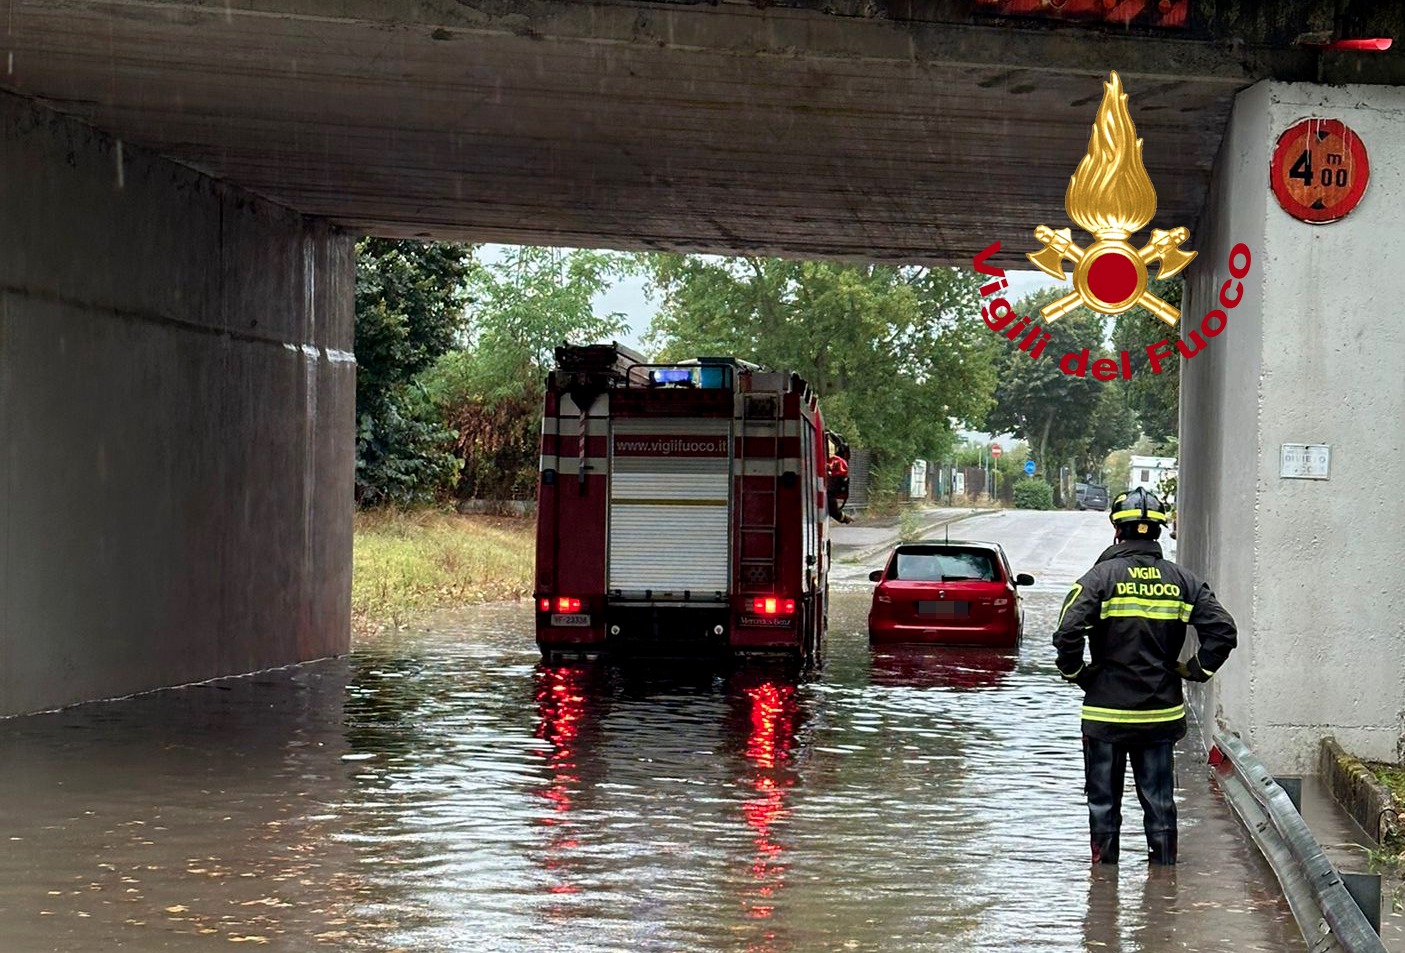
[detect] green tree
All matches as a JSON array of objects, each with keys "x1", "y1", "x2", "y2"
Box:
[
  {"x1": 1079, "y1": 382, "x2": 1140, "y2": 480},
  {"x1": 983, "y1": 288, "x2": 1140, "y2": 500},
  {"x1": 422, "y1": 247, "x2": 630, "y2": 500},
  {"x1": 355, "y1": 239, "x2": 473, "y2": 506},
  {"x1": 1112, "y1": 277, "x2": 1183, "y2": 442},
  {"x1": 464, "y1": 246, "x2": 630, "y2": 383},
  {"x1": 1104, "y1": 447, "x2": 1134, "y2": 493},
  {"x1": 638, "y1": 255, "x2": 999, "y2": 485},
  {"x1": 983, "y1": 288, "x2": 1105, "y2": 484}
]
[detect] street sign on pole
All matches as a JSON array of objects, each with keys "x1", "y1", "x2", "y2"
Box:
[
  {"x1": 1024, "y1": 460, "x2": 1036, "y2": 476},
  {"x1": 991, "y1": 443, "x2": 1003, "y2": 458}
]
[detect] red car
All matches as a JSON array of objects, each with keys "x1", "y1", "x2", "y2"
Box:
[{"x1": 867, "y1": 542, "x2": 1033, "y2": 648}]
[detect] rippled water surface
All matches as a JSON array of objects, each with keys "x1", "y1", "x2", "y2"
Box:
[{"x1": 0, "y1": 514, "x2": 1304, "y2": 952}]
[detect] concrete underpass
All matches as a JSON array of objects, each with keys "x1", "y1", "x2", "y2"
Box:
[{"x1": 2, "y1": 0, "x2": 1404, "y2": 781}]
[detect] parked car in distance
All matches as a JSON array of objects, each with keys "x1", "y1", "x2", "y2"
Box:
[
  {"x1": 867, "y1": 542, "x2": 1034, "y2": 648},
  {"x1": 1075, "y1": 482, "x2": 1109, "y2": 511}
]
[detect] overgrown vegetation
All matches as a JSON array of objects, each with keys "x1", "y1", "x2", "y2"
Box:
[
  {"x1": 1373, "y1": 763, "x2": 1405, "y2": 852},
  {"x1": 355, "y1": 242, "x2": 628, "y2": 507},
  {"x1": 354, "y1": 239, "x2": 472, "y2": 507},
  {"x1": 899, "y1": 509, "x2": 925, "y2": 542},
  {"x1": 1373, "y1": 763, "x2": 1405, "y2": 805},
  {"x1": 352, "y1": 509, "x2": 534, "y2": 634}
]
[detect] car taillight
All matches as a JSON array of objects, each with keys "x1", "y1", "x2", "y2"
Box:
[
  {"x1": 994, "y1": 598, "x2": 1010, "y2": 607},
  {"x1": 538, "y1": 598, "x2": 550, "y2": 612},
  {"x1": 552, "y1": 596, "x2": 582, "y2": 613},
  {"x1": 752, "y1": 597, "x2": 796, "y2": 616},
  {"x1": 875, "y1": 586, "x2": 892, "y2": 604}
]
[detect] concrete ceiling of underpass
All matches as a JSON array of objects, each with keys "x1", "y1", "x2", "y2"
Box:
[{"x1": 4, "y1": 0, "x2": 1402, "y2": 265}]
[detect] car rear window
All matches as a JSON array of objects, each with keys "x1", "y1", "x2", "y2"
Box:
[{"x1": 891, "y1": 548, "x2": 1000, "y2": 582}]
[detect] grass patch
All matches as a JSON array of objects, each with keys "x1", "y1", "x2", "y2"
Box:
[
  {"x1": 898, "y1": 508, "x2": 925, "y2": 543},
  {"x1": 352, "y1": 508, "x2": 534, "y2": 635},
  {"x1": 1367, "y1": 763, "x2": 1405, "y2": 899},
  {"x1": 1371, "y1": 762, "x2": 1405, "y2": 854},
  {"x1": 1372, "y1": 763, "x2": 1405, "y2": 805}
]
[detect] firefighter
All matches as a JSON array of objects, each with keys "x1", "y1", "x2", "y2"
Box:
[
  {"x1": 827, "y1": 437, "x2": 855, "y2": 523},
  {"x1": 1052, "y1": 488, "x2": 1237, "y2": 866}
]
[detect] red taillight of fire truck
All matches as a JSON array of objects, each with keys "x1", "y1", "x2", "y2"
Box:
[
  {"x1": 533, "y1": 343, "x2": 842, "y2": 666},
  {"x1": 752, "y1": 597, "x2": 795, "y2": 616}
]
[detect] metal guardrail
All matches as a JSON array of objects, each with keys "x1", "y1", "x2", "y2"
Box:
[{"x1": 1211, "y1": 731, "x2": 1386, "y2": 953}]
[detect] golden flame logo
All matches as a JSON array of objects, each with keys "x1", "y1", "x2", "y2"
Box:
[
  {"x1": 1027, "y1": 71, "x2": 1195, "y2": 324},
  {"x1": 1066, "y1": 72, "x2": 1156, "y2": 239}
]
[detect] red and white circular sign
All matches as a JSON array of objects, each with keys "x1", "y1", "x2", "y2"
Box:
[
  {"x1": 1270, "y1": 118, "x2": 1370, "y2": 224},
  {"x1": 990, "y1": 443, "x2": 1003, "y2": 458}
]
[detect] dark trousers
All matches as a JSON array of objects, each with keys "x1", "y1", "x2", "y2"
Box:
[{"x1": 1082, "y1": 735, "x2": 1178, "y2": 864}]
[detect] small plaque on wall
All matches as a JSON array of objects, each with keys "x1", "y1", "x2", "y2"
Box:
[{"x1": 1280, "y1": 444, "x2": 1330, "y2": 480}]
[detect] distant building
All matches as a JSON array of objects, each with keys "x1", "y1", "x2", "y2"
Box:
[{"x1": 1128, "y1": 455, "x2": 1177, "y2": 500}]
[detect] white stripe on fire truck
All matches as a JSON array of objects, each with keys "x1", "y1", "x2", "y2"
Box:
[
  {"x1": 542, "y1": 456, "x2": 609, "y2": 474},
  {"x1": 734, "y1": 421, "x2": 799, "y2": 437},
  {"x1": 542, "y1": 457, "x2": 804, "y2": 475},
  {"x1": 741, "y1": 459, "x2": 802, "y2": 475},
  {"x1": 540, "y1": 417, "x2": 609, "y2": 436}
]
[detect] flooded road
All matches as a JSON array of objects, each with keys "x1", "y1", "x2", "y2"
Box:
[{"x1": 0, "y1": 512, "x2": 1303, "y2": 952}]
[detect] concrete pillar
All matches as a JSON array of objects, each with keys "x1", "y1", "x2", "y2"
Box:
[
  {"x1": 1183, "y1": 81, "x2": 1405, "y2": 772},
  {"x1": 0, "y1": 93, "x2": 354, "y2": 715}
]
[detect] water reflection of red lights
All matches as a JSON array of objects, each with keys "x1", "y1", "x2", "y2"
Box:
[
  {"x1": 535, "y1": 666, "x2": 588, "y2": 896},
  {"x1": 739, "y1": 680, "x2": 798, "y2": 930}
]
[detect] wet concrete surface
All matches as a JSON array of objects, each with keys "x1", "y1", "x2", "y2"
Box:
[
  {"x1": 1298, "y1": 775, "x2": 1404, "y2": 949},
  {"x1": 0, "y1": 511, "x2": 1305, "y2": 952}
]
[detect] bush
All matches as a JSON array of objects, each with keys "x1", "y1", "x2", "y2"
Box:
[
  {"x1": 1013, "y1": 478, "x2": 1054, "y2": 510},
  {"x1": 355, "y1": 389, "x2": 461, "y2": 507}
]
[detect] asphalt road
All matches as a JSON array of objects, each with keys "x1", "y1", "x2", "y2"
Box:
[{"x1": 830, "y1": 507, "x2": 1121, "y2": 594}]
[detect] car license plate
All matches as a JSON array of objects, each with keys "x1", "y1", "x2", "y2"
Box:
[
  {"x1": 917, "y1": 601, "x2": 968, "y2": 616},
  {"x1": 550, "y1": 613, "x2": 591, "y2": 627}
]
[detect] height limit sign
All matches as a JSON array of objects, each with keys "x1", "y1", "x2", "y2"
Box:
[{"x1": 1270, "y1": 118, "x2": 1370, "y2": 224}]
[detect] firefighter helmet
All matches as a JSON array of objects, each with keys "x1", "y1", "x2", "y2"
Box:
[{"x1": 1110, "y1": 487, "x2": 1169, "y2": 527}]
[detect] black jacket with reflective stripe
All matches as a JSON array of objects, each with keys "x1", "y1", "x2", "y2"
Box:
[{"x1": 1052, "y1": 539, "x2": 1238, "y2": 743}]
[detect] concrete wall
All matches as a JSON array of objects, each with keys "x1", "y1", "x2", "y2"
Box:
[
  {"x1": 1184, "y1": 81, "x2": 1405, "y2": 772},
  {"x1": 0, "y1": 92, "x2": 354, "y2": 715}
]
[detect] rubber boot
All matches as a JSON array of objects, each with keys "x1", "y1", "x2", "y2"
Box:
[
  {"x1": 1083, "y1": 736, "x2": 1126, "y2": 864},
  {"x1": 1091, "y1": 830, "x2": 1121, "y2": 865},
  {"x1": 1129, "y1": 742, "x2": 1178, "y2": 866},
  {"x1": 1147, "y1": 830, "x2": 1177, "y2": 866}
]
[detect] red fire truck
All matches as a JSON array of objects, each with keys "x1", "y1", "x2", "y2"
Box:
[{"x1": 534, "y1": 343, "x2": 836, "y2": 665}]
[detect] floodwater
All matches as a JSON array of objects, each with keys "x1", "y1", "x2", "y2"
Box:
[{"x1": 0, "y1": 513, "x2": 1305, "y2": 952}]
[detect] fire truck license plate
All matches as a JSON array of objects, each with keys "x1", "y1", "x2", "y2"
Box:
[{"x1": 550, "y1": 613, "x2": 591, "y2": 627}]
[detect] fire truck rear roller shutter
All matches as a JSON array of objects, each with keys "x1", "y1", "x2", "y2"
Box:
[
  {"x1": 609, "y1": 502, "x2": 730, "y2": 593},
  {"x1": 608, "y1": 434, "x2": 731, "y2": 595}
]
